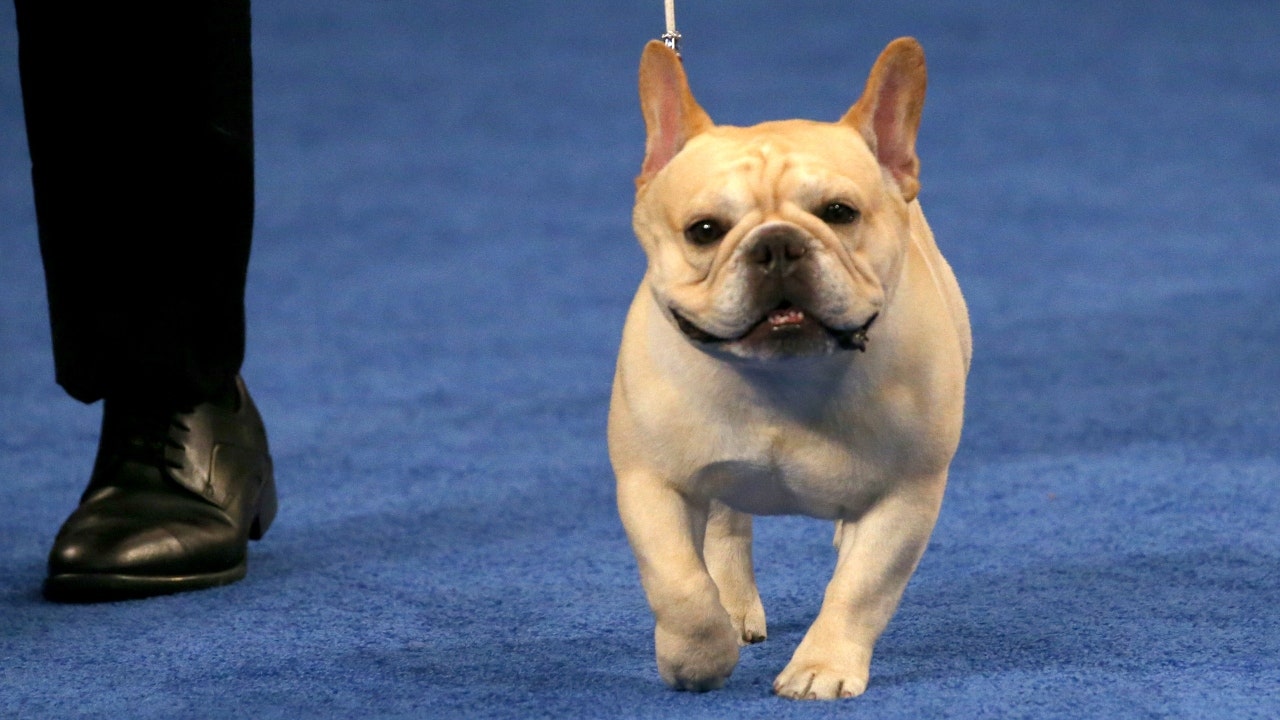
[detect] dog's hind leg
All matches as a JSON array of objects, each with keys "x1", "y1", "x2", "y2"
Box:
[{"x1": 705, "y1": 500, "x2": 767, "y2": 645}]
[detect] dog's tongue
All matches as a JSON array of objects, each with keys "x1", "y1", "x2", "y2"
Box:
[{"x1": 768, "y1": 306, "x2": 806, "y2": 329}]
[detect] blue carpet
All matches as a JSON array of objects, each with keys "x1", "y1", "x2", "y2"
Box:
[{"x1": 2, "y1": 1, "x2": 1278, "y2": 718}]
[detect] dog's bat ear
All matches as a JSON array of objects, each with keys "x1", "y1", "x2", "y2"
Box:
[
  {"x1": 637, "y1": 40, "x2": 714, "y2": 189},
  {"x1": 841, "y1": 37, "x2": 927, "y2": 202}
]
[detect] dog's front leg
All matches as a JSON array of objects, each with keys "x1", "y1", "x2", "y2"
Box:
[
  {"x1": 618, "y1": 475, "x2": 740, "y2": 691},
  {"x1": 773, "y1": 477, "x2": 947, "y2": 700}
]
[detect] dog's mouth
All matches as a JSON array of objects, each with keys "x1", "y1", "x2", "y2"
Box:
[{"x1": 671, "y1": 301, "x2": 878, "y2": 353}]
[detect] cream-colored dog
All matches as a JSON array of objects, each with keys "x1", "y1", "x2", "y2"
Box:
[{"x1": 608, "y1": 38, "x2": 971, "y2": 700}]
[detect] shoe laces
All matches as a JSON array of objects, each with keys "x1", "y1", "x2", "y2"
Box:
[{"x1": 98, "y1": 399, "x2": 195, "y2": 479}]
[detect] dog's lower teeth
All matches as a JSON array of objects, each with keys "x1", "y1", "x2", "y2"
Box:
[{"x1": 769, "y1": 309, "x2": 805, "y2": 328}]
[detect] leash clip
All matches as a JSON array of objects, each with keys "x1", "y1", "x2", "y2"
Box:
[{"x1": 661, "y1": 30, "x2": 682, "y2": 56}]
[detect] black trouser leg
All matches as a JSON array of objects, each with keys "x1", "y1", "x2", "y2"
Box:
[{"x1": 15, "y1": 0, "x2": 254, "y2": 405}]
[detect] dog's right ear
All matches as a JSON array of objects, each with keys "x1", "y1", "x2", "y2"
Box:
[{"x1": 637, "y1": 40, "x2": 714, "y2": 189}]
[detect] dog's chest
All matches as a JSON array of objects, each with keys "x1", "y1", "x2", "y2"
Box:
[{"x1": 687, "y1": 414, "x2": 883, "y2": 519}]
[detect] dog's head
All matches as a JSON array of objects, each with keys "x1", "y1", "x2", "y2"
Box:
[{"x1": 632, "y1": 38, "x2": 928, "y2": 362}]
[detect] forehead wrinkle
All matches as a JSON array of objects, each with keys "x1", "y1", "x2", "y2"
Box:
[
  {"x1": 746, "y1": 140, "x2": 795, "y2": 215},
  {"x1": 760, "y1": 136, "x2": 873, "y2": 214}
]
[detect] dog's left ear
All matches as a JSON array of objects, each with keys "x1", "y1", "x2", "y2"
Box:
[
  {"x1": 637, "y1": 40, "x2": 714, "y2": 189},
  {"x1": 841, "y1": 38, "x2": 927, "y2": 202}
]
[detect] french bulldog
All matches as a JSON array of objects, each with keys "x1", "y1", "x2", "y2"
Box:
[{"x1": 607, "y1": 37, "x2": 971, "y2": 700}]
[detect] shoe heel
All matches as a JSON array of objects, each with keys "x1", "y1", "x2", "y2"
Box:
[{"x1": 249, "y1": 456, "x2": 277, "y2": 541}]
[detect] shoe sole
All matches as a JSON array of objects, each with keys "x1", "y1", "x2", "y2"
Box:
[{"x1": 43, "y1": 562, "x2": 249, "y2": 603}]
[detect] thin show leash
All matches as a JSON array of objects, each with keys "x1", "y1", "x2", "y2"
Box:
[{"x1": 662, "y1": 0, "x2": 682, "y2": 56}]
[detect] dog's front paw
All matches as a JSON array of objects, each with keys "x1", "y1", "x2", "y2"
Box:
[
  {"x1": 654, "y1": 616, "x2": 741, "y2": 692},
  {"x1": 772, "y1": 640, "x2": 871, "y2": 700},
  {"x1": 773, "y1": 661, "x2": 869, "y2": 700}
]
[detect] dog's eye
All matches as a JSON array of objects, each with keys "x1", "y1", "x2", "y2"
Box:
[
  {"x1": 818, "y1": 202, "x2": 860, "y2": 225},
  {"x1": 684, "y1": 219, "x2": 728, "y2": 246}
]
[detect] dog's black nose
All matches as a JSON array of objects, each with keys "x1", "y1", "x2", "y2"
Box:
[{"x1": 748, "y1": 230, "x2": 807, "y2": 274}]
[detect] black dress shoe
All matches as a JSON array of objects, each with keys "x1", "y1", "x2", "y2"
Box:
[{"x1": 43, "y1": 376, "x2": 277, "y2": 603}]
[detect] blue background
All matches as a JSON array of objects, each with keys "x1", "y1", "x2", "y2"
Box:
[{"x1": 2, "y1": 1, "x2": 1278, "y2": 717}]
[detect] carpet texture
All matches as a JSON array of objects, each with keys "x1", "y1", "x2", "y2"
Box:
[{"x1": 2, "y1": 1, "x2": 1278, "y2": 718}]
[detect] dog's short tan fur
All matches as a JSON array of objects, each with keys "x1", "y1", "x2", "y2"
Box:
[{"x1": 608, "y1": 38, "x2": 971, "y2": 699}]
